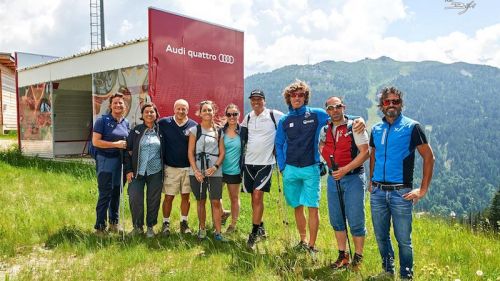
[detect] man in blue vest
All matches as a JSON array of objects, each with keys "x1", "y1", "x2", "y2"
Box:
[{"x1": 369, "y1": 87, "x2": 435, "y2": 280}]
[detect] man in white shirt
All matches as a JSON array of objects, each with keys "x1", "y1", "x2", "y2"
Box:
[{"x1": 241, "y1": 89, "x2": 284, "y2": 249}]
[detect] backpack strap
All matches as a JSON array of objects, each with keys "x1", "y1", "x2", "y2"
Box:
[
  {"x1": 195, "y1": 124, "x2": 221, "y2": 157},
  {"x1": 196, "y1": 124, "x2": 202, "y2": 142},
  {"x1": 269, "y1": 109, "x2": 277, "y2": 129},
  {"x1": 346, "y1": 118, "x2": 362, "y2": 174}
]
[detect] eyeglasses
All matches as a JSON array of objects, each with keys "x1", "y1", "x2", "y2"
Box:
[
  {"x1": 382, "y1": 99, "x2": 401, "y2": 106},
  {"x1": 290, "y1": 92, "x2": 305, "y2": 98},
  {"x1": 225, "y1": 112, "x2": 239, "y2": 117},
  {"x1": 326, "y1": 104, "x2": 344, "y2": 111}
]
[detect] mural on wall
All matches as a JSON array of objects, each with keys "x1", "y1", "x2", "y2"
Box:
[
  {"x1": 92, "y1": 64, "x2": 149, "y2": 127},
  {"x1": 19, "y1": 83, "x2": 53, "y2": 140}
]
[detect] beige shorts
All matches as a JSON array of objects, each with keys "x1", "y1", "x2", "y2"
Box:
[{"x1": 163, "y1": 166, "x2": 192, "y2": 195}]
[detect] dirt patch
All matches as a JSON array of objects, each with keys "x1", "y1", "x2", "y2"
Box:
[{"x1": 0, "y1": 140, "x2": 16, "y2": 150}]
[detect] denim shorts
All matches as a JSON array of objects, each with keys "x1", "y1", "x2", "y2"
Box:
[
  {"x1": 327, "y1": 173, "x2": 366, "y2": 236},
  {"x1": 282, "y1": 164, "x2": 321, "y2": 208}
]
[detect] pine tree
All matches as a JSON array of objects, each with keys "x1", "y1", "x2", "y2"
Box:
[{"x1": 488, "y1": 187, "x2": 500, "y2": 231}]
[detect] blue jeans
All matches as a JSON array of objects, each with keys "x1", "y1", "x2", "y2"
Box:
[
  {"x1": 370, "y1": 186, "x2": 414, "y2": 279},
  {"x1": 128, "y1": 171, "x2": 163, "y2": 228},
  {"x1": 94, "y1": 154, "x2": 123, "y2": 230},
  {"x1": 327, "y1": 173, "x2": 366, "y2": 236}
]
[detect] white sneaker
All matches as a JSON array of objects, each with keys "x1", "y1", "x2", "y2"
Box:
[{"x1": 146, "y1": 227, "x2": 155, "y2": 238}]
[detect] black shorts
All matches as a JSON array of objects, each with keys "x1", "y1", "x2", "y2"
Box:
[
  {"x1": 222, "y1": 173, "x2": 242, "y2": 184},
  {"x1": 190, "y1": 176, "x2": 223, "y2": 200},
  {"x1": 242, "y1": 164, "x2": 273, "y2": 193}
]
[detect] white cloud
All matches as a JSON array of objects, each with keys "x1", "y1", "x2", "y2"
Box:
[
  {"x1": 1, "y1": 0, "x2": 499, "y2": 76},
  {"x1": 0, "y1": 0, "x2": 61, "y2": 48},
  {"x1": 119, "y1": 20, "x2": 134, "y2": 36}
]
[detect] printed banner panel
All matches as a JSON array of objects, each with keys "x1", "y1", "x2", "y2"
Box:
[
  {"x1": 92, "y1": 64, "x2": 149, "y2": 128},
  {"x1": 148, "y1": 8, "x2": 244, "y2": 120},
  {"x1": 19, "y1": 83, "x2": 53, "y2": 141}
]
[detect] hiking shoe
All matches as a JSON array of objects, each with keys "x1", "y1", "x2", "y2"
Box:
[
  {"x1": 214, "y1": 233, "x2": 229, "y2": 242},
  {"x1": 367, "y1": 272, "x2": 395, "y2": 281},
  {"x1": 349, "y1": 253, "x2": 363, "y2": 272},
  {"x1": 128, "y1": 227, "x2": 144, "y2": 237},
  {"x1": 221, "y1": 211, "x2": 231, "y2": 226},
  {"x1": 257, "y1": 225, "x2": 267, "y2": 240},
  {"x1": 146, "y1": 227, "x2": 155, "y2": 238},
  {"x1": 293, "y1": 241, "x2": 309, "y2": 252},
  {"x1": 180, "y1": 220, "x2": 192, "y2": 234},
  {"x1": 161, "y1": 222, "x2": 170, "y2": 236},
  {"x1": 330, "y1": 251, "x2": 350, "y2": 270},
  {"x1": 108, "y1": 223, "x2": 124, "y2": 234},
  {"x1": 225, "y1": 225, "x2": 237, "y2": 234},
  {"x1": 94, "y1": 228, "x2": 108, "y2": 237},
  {"x1": 247, "y1": 232, "x2": 258, "y2": 249},
  {"x1": 308, "y1": 246, "x2": 319, "y2": 261},
  {"x1": 197, "y1": 229, "x2": 207, "y2": 240}
]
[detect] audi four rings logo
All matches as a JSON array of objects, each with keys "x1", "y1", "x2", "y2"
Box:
[{"x1": 218, "y1": 54, "x2": 234, "y2": 64}]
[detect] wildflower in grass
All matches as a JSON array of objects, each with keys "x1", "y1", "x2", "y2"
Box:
[
  {"x1": 454, "y1": 279, "x2": 460, "y2": 281},
  {"x1": 476, "y1": 270, "x2": 483, "y2": 277}
]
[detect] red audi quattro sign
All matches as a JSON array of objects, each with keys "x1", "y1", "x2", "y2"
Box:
[{"x1": 148, "y1": 8, "x2": 244, "y2": 119}]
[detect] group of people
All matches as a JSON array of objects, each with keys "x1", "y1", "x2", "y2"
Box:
[{"x1": 91, "y1": 80, "x2": 434, "y2": 280}]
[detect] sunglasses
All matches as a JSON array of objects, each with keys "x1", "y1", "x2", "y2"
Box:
[
  {"x1": 383, "y1": 99, "x2": 402, "y2": 106},
  {"x1": 225, "y1": 112, "x2": 239, "y2": 117},
  {"x1": 290, "y1": 92, "x2": 306, "y2": 98},
  {"x1": 326, "y1": 104, "x2": 344, "y2": 111}
]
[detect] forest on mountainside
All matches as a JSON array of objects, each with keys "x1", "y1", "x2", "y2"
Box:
[{"x1": 244, "y1": 57, "x2": 500, "y2": 216}]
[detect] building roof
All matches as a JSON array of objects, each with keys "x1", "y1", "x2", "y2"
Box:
[
  {"x1": 19, "y1": 37, "x2": 148, "y2": 71},
  {"x1": 0, "y1": 53, "x2": 15, "y2": 71},
  {"x1": 18, "y1": 38, "x2": 148, "y2": 87}
]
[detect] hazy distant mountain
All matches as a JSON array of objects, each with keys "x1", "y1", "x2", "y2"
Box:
[{"x1": 244, "y1": 57, "x2": 500, "y2": 215}]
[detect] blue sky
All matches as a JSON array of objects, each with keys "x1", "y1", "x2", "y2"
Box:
[
  {"x1": 0, "y1": 0, "x2": 499, "y2": 76},
  {"x1": 386, "y1": 0, "x2": 499, "y2": 40}
]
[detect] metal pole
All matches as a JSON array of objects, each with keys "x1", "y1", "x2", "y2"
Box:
[
  {"x1": 100, "y1": 0, "x2": 105, "y2": 48},
  {"x1": 330, "y1": 155, "x2": 352, "y2": 260}
]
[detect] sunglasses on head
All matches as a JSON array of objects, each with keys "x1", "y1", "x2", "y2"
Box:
[
  {"x1": 383, "y1": 99, "x2": 401, "y2": 106},
  {"x1": 290, "y1": 92, "x2": 305, "y2": 98},
  {"x1": 225, "y1": 112, "x2": 239, "y2": 117},
  {"x1": 326, "y1": 104, "x2": 344, "y2": 111}
]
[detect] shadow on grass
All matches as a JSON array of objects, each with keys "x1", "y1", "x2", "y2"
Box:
[
  {"x1": 45, "y1": 226, "x2": 362, "y2": 280},
  {"x1": 0, "y1": 148, "x2": 95, "y2": 180}
]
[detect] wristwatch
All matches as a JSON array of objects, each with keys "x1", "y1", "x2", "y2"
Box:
[{"x1": 214, "y1": 164, "x2": 219, "y2": 169}]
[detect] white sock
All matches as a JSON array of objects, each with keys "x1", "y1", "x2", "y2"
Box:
[
  {"x1": 181, "y1": 216, "x2": 188, "y2": 222},
  {"x1": 163, "y1": 217, "x2": 170, "y2": 223}
]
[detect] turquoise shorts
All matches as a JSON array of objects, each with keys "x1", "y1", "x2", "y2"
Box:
[{"x1": 282, "y1": 164, "x2": 321, "y2": 208}]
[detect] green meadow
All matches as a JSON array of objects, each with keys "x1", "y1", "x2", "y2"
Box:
[{"x1": 0, "y1": 148, "x2": 499, "y2": 280}]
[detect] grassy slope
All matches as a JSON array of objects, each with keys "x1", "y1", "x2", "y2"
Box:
[{"x1": 0, "y1": 150, "x2": 498, "y2": 280}]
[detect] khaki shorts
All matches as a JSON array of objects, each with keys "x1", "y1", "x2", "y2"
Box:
[{"x1": 163, "y1": 166, "x2": 192, "y2": 195}]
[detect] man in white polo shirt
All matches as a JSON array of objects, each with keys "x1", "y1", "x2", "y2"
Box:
[{"x1": 241, "y1": 89, "x2": 284, "y2": 249}]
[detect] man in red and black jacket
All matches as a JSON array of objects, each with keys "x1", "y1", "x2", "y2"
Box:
[{"x1": 319, "y1": 96, "x2": 370, "y2": 271}]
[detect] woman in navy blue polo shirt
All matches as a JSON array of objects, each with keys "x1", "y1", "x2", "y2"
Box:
[{"x1": 92, "y1": 93, "x2": 130, "y2": 236}]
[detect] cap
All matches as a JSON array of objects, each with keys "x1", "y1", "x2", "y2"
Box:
[{"x1": 248, "y1": 89, "x2": 265, "y2": 99}]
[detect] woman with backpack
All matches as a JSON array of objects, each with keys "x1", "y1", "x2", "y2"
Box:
[
  {"x1": 187, "y1": 100, "x2": 227, "y2": 241},
  {"x1": 220, "y1": 104, "x2": 243, "y2": 234},
  {"x1": 124, "y1": 102, "x2": 164, "y2": 238}
]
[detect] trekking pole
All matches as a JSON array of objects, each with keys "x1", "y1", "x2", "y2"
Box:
[
  {"x1": 330, "y1": 155, "x2": 352, "y2": 260},
  {"x1": 119, "y1": 137, "x2": 126, "y2": 239},
  {"x1": 275, "y1": 165, "x2": 290, "y2": 241},
  {"x1": 199, "y1": 152, "x2": 206, "y2": 199}
]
